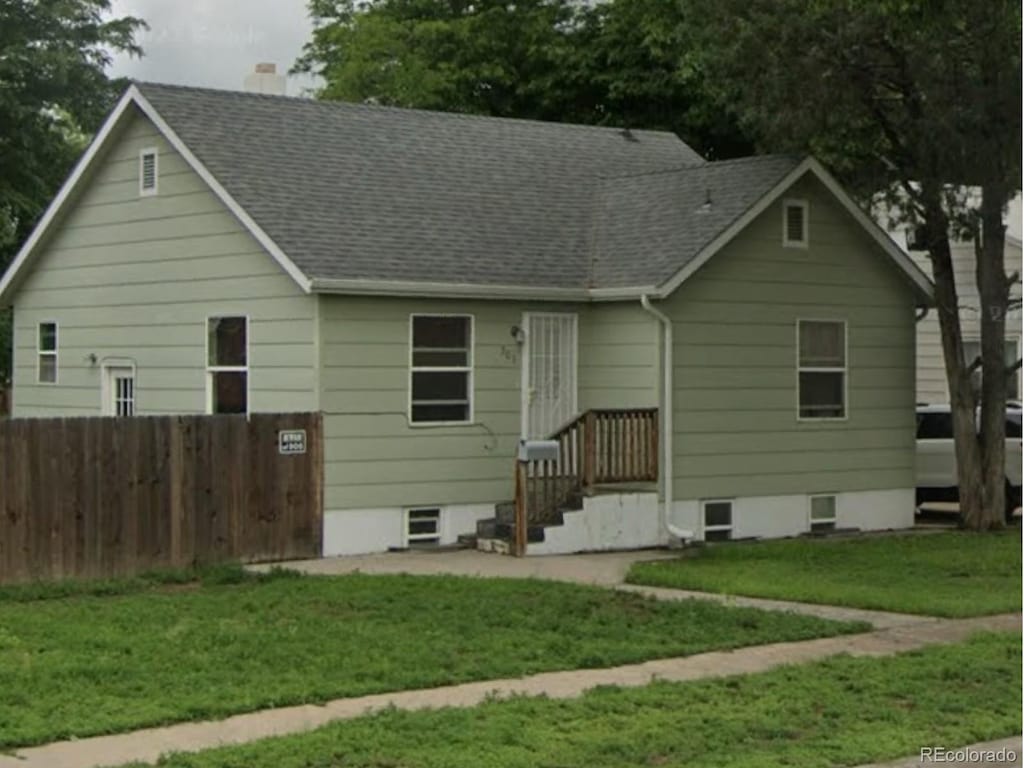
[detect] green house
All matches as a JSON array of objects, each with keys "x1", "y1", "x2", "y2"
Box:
[{"x1": 0, "y1": 83, "x2": 933, "y2": 555}]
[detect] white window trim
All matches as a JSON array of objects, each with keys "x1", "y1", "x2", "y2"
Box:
[
  {"x1": 205, "y1": 315, "x2": 250, "y2": 415},
  {"x1": 405, "y1": 507, "x2": 443, "y2": 547},
  {"x1": 100, "y1": 359, "x2": 137, "y2": 416},
  {"x1": 408, "y1": 313, "x2": 475, "y2": 427},
  {"x1": 809, "y1": 494, "x2": 838, "y2": 529},
  {"x1": 701, "y1": 498, "x2": 734, "y2": 540},
  {"x1": 139, "y1": 147, "x2": 159, "y2": 197},
  {"x1": 37, "y1": 320, "x2": 58, "y2": 385},
  {"x1": 782, "y1": 198, "x2": 809, "y2": 248},
  {"x1": 796, "y1": 318, "x2": 848, "y2": 422}
]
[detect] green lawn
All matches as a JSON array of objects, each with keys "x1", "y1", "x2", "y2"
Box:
[
  {"x1": 0, "y1": 567, "x2": 865, "y2": 749},
  {"x1": 627, "y1": 531, "x2": 1023, "y2": 617},
  {"x1": 126, "y1": 632, "x2": 1021, "y2": 768}
]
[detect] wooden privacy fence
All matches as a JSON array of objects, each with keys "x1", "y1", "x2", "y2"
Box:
[{"x1": 0, "y1": 413, "x2": 323, "y2": 584}]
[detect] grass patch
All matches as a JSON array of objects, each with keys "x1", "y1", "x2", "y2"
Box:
[
  {"x1": 126, "y1": 632, "x2": 1022, "y2": 768},
  {"x1": 627, "y1": 531, "x2": 1022, "y2": 617},
  {"x1": 0, "y1": 572, "x2": 865, "y2": 749}
]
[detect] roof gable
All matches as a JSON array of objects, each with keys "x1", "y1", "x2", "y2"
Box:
[{"x1": 0, "y1": 83, "x2": 933, "y2": 306}]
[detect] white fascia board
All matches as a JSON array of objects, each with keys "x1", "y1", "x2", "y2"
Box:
[
  {"x1": 653, "y1": 157, "x2": 936, "y2": 305},
  {"x1": 130, "y1": 88, "x2": 313, "y2": 294},
  {"x1": 804, "y1": 158, "x2": 934, "y2": 304},
  {"x1": 0, "y1": 89, "x2": 138, "y2": 305}
]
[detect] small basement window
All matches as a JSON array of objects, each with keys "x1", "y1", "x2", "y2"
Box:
[
  {"x1": 406, "y1": 508, "x2": 441, "y2": 547},
  {"x1": 783, "y1": 199, "x2": 808, "y2": 247},
  {"x1": 798, "y1": 319, "x2": 846, "y2": 419},
  {"x1": 207, "y1": 316, "x2": 248, "y2": 414},
  {"x1": 810, "y1": 495, "x2": 837, "y2": 532},
  {"x1": 139, "y1": 148, "x2": 158, "y2": 196},
  {"x1": 37, "y1": 322, "x2": 57, "y2": 384},
  {"x1": 702, "y1": 500, "x2": 733, "y2": 542},
  {"x1": 410, "y1": 315, "x2": 473, "y2": 424}
]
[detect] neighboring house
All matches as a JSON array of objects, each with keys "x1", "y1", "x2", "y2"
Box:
[
  {"x1": 887, "y1": 207, "x2": 1023, "y2": 404},
  {"x1": 0, "y1": 83, "x2": 934, "y2": 555}
]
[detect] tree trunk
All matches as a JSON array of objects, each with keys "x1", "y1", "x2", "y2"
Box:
[
  {"x1": 972, "y1": 183, "x2": 1011, "y2": 529},
  {"x1": 922, "y1": 187, "x2": 985, "y2": 526}
]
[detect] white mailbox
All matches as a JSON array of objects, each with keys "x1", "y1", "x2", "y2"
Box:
[{"x1": 518, "y1": 439, "x2": 560, "y2": 462}]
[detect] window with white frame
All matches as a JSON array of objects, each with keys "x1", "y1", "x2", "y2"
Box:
[
  {"x1": 798, "y1": 320, "x2": 846, "y2": 419},
  {"x1": 207, "y1": 317, "x2": 248, "y2": 414},
  {"x1": 410, "y1": 315, "x2": 472, "y2": 424},
  {"x1": 103, "y1": 365, "x2": 136, "y2": 417},
  {"x1": 37, "y1": 322, "x2": 57, "y2": 383},
  {"x1": 139, "y1": 148, "x2": 158, "y2": 196},
  {"x1": 783, "y1": 199, "x2": 808, "y2": 247},
  {"x1": 702, "y1": 500, "x2": 733, "y2": 541},
  {"x1": 406, "y1": 507, "x2": 442, "y2": 547},
  {"x1": 962, "y1": 339, "x2": 1020, "y2": 401},
  {"x1": 810, "y1": 495, "x2": 837, "y2": 532}
]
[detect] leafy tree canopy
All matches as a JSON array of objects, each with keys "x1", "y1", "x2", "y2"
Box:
[
  {"x1": 294, "y1": 0, "x2": 753, "y2": 158},
  {"x1": 0, "y1": 0, "x2": 145, "y2": 382}
]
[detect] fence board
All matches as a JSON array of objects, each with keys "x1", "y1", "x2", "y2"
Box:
[{"x1": 0, "y1": 412, "x2": 322, "y2": 584}]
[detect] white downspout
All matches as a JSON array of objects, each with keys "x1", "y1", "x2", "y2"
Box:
[{"x1": 640, "y1": 295, "x2": 690, "y2": 542}]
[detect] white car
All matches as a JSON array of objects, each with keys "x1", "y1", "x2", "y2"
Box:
[{"x1": 916, "y1": 403, "x2": 1023, "y2": 520}]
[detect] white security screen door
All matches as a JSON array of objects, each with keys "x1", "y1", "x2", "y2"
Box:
[
  {"x1": 522, "y1": 313, "x2": 578, "y2": 439},
  {"x1": 102, "y1": 365, "x2": 136, "y2": 417}
]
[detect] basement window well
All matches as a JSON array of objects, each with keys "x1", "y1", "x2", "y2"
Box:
[{"x1": 406, "y1": 508, "x2": 442, "y2": 548}]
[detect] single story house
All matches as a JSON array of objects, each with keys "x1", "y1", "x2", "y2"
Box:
[{"x1": 0, "y1": 82, "x2": 934, "y2": 555}]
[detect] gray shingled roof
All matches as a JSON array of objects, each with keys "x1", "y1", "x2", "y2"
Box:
[{"x1": 135, "y1": 82, "x2": 798, "y2": 292}]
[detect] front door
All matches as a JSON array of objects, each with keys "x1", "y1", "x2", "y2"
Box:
[{"x1": 521, "y1": 313, "x2": 578, "y2": 439}]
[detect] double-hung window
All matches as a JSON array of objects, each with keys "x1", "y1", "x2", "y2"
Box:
[
  {"x1": 798, "y1": 320, "x2": 846, "y2": 419},
  {"x1": 410, "y1": 315, "x2": 472, "y2": 424},
  {"x1": 207, "y1": 316, "x2": 248, "y2": 414},
  {"x1": 38, "y1": 322, "x2": 58, "y2": 383}
]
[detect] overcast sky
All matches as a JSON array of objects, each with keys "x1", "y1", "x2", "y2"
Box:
[{"x1": 107, "y1": 0, "x2": 319, "y2": 94}]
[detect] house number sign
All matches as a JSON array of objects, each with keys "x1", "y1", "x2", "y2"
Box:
[{"x1": 278, "y1": 429, "x2": 307, "y2": 455}]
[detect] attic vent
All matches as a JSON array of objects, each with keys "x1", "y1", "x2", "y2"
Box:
[
  {"x1": 139, "y1": 149, "x2": 158, "y2": 196},
  {"x1": 783, "y1": 199, "x2": 808, "y2": 247}
]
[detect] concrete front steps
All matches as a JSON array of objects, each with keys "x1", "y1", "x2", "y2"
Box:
[{"x1": 465, "y1": 488, "x2": 663, "y2": 555}]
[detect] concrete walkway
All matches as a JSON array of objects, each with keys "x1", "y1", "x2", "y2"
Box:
[
  {"x1": 255, "y1": 549, "x2": 939, "y2": 629},
  {"x1": 2, "y1": 611, "x2": 1018, "y2": 768}
]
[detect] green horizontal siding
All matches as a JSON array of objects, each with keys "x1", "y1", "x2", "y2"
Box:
[
  {"x1": 667, "y1": 173, "x2": 917, "y2": 501},
  {"x1": 319, "y1": 297, "x2": 657, "y2": 510},
  {"x1": 12, "y1": 109, "x2": 316, "y2": 417}
]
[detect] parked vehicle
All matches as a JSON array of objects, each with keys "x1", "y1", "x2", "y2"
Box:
[{"x1": 915, "y1": 403, "x2": 1023, "y2": 520}]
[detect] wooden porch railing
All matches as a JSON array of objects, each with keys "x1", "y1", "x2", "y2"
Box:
[{"x1": 512, "y1": 408, "x2": 658, "y2": 555}]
